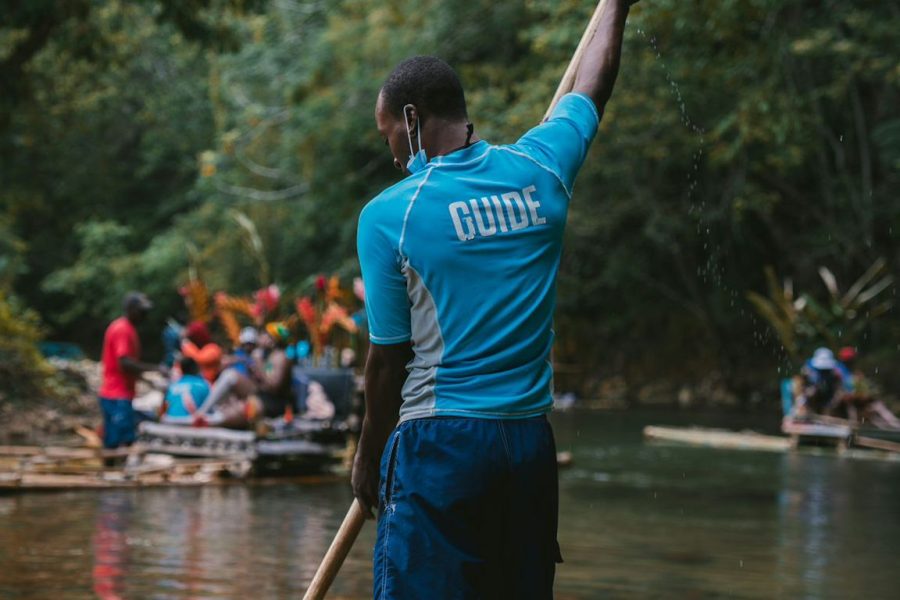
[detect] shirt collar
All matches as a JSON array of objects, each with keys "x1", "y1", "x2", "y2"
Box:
[{"x1": 429, "y1": 140, "x2": 489, "y2": 167}]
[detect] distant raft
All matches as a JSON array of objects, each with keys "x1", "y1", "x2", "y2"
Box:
[
  {"x1": 643, "y1": 421, "x2": 900, "y2": 459},
  {"x1": 643, "y1": 426, "x2": 790, "y2": 452}
]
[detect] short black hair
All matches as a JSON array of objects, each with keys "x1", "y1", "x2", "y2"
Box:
[
  {"x1": 380, "y1": 56, "x2": 468, "y2": 122},
  {"x1": 179, "y1": 356, "x2": 199, "y2": 376}
]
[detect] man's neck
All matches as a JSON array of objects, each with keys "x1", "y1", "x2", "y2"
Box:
[{"x1": 423, "y1": 119, "x2": 480, "y2": 158}]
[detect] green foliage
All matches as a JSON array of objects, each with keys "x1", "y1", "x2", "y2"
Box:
[
  {"x1": 747, "y1": 259, "x2": 893, "y2": 363},
  {"x1": 2, "y1": 0, "x2": 898, "y2": 398},
  {"x1": 0, "y1": 293, "x2": 56, "y2": 400},
  {"x1": 0, "y1": 216, "x2": 26, "y2": 292},
  {"x1": 42, "y1": 221, "x2": 136, "y2": 326}
]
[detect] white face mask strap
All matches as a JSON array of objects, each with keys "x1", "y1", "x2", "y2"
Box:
[{"x1": 403, "y1": 104, "x2": 421, "y2": 155}]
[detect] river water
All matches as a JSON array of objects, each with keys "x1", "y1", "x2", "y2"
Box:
[{"x1": 1, "y1": 409, "x2": 898, "y2": 599}]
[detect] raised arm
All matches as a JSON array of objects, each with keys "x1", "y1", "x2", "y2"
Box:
[{"x1": 572, "y1": 0, "x2": 635, "y2": 111}]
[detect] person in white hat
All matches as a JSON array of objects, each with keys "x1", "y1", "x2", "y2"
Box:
[
  {"x1": 230, "y1": 327, "x2": 259, "y2": 378},
  {"x1": 800, "y1": 347, "x2": 842, "y2": 414}
]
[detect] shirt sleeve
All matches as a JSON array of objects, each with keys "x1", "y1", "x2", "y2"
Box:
[
  {"x1": 357, "y1": 204, "x2": 411, "y2": 345},
  {"x1": 513, "y1": 93, "x2": 601, "y2": 196}
]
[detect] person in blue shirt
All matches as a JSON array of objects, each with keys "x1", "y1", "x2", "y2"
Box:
[
  {"x1": 352, "y1": 3, "x2": 636, "y2": 598},
  {"x1": 229, "y1": 326, "x2": 259, "y2": 377},
  {"x1": 163, "y1": 357, "x2": 210, "y2": 422}
]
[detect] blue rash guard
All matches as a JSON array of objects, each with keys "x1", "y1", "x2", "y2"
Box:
[
  {"x1": 357, "y1": 93, "x2": 599, "y2": 423},
  {"x1": 164, "y1": 374, "x2": 210, "y2": 418}
]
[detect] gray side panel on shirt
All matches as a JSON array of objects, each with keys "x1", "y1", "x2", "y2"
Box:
[{"x1": 399, "y1": 260, "x2": 444, "y2": 420}]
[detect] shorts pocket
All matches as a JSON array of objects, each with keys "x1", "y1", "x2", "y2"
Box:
[{"x1": 379, "y1": 432, "x2": 401, "y2": 510}]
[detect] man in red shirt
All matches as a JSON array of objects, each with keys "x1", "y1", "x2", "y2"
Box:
[{"x1": 98, "y1": 292, "x2": 162, "y2": 450}]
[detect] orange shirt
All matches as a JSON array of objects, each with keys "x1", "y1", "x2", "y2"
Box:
[
  {"x1": 99, "y1": 317, "x2": 140, "y2": 399},
  {"x1": 181, "y1": 340, "x2": 223, "y2": 384}
]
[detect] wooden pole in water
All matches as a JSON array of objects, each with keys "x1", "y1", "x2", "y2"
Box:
[
  {"x1": 302, "y1": 499, "x2": 366, "y2": 600},
  {"x1": 544, "y1": 0, "x2": 611, "y2": 121},
  {"x1": 304, "y1": 3, "x2": 610, "y2": 597}
]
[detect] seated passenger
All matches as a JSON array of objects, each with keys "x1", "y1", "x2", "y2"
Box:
[
  {"x1": 196, "y1": 322, "x2": 294, "y2": 428},
  {"x1": 835, "y1": 347, "x2": 900, "y2": 429},
  {"x1": 836, "y1": 346, "x2": 856, "y2": 393},
  {"x1": 162, "y1": 357, "x2": 211, "y2": 424},
  {"x1": 255, "y1": 323, "x2": 296, "y2": 418},
  {"x1": 181, "y1": 321, "x2": 223, "y2": 384},
  {"x1": 800, "y1": 348, "x2": 843, "y2": 415},
  {"x1": 227, "y1": 327, "x2": 258, "y2": 377}
]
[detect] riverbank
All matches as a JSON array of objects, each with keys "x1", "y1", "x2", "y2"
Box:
[
  {"x1": 3, "y1": 359, "x2": 899, "y2": 445},
  {"x1": 0, "y1": 359, "x2": 106, "y2": 445}
]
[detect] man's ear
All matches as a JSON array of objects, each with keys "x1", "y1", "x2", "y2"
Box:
[{"x1": 404, "y1": 105, "x2": 419, "y2": 137}]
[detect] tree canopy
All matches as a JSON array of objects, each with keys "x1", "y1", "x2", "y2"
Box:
[{"x1": 2, "y1": 0, "x2": 898, "y2": 401}]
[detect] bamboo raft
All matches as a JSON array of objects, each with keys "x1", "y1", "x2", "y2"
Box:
[
  {"x1": 643, "y1": 426, "x2": 790, "y2": 452},
  {"x1": 0, "y1": 443, "x2": 253, "y2": 491},
  {"x1": 1, "y1": 414, "x2": 352, "y2": 492},
  {"x1": 644, "y1": 421, "x2": 900, "y2": 459}
]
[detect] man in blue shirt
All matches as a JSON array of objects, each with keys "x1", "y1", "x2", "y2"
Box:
[{"x1": 353, "y1": 2, "x2": 635, "y2": 597}]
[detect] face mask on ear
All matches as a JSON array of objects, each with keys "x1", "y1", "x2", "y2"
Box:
[{"x1": 404, "y1": 104, "x2": 429, "y2": 173}]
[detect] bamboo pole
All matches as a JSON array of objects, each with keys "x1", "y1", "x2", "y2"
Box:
[
  {"x1": 543, "y1": 0, "x2": 611, "y2": 121},
  {"x1": 302, "y1": 499, "x2": 367, "y2": 600}
]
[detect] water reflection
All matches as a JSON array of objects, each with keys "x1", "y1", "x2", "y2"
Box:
[
  {"x1": 81, "y1": 485, "x2": 372, "y2": 599},
  {"x1": 92, "y1": 494, "x2": 131, "y2": 599},
  {"x1": 1, "y1": 410, "x2": 898, "y2": 598},
  {"x1": 775, "y1": 452, "x2": 900, "y2": 599}
]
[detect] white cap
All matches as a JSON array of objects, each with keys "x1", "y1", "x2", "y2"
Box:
[
  {"x1": 239, "y1": 327, "x2": 259, "y2": 345},
  {"x1": 811, "y1": 347, "x2": 837, "y2": 370}
]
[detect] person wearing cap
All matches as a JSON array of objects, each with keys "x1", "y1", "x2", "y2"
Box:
[
  {"x1": 98, "y1": 292, "x2": 163, "y2": 450},
  {"x1": 227, "y1": 326, "x2": 259, "y2": 377},
  {"x1": 800, "y1": 347, "x2": 843, "y2": 415}
]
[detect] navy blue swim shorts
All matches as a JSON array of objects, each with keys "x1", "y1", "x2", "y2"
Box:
[{"x1": 373, "y1": 416, "x2": 561, "y2": 599}]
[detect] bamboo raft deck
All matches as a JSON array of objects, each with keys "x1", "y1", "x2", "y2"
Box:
[
  {"x1": 644, "y1": 422, "x2": 900, "y2": 460},
  {"x1": 0, "y1": 444, "x2": 254, "y2": 491},
  {"x1": 643, "y1": 426, "x2": 790, "y2": 452},
  {"x1": 0, "y1": 418, "x2": 351, "y2": 492}
]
